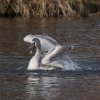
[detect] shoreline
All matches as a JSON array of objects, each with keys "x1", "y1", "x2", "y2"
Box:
[{"x1": 0, "y1": 0, "x2": 100, "y2": 18}]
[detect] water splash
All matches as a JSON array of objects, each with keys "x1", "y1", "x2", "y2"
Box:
[{"x1": 38, "y1": 55, "x2": 80, "y2": 71}]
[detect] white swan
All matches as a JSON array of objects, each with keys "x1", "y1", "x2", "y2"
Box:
[
  {"x1": 27, "y1": 38, "x2": 78, "y2": 71},
  {"x1": 24, "y1": 34, "x2": 64, "y2": 65}
]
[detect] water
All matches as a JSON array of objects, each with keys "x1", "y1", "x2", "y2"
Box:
[{"x1": 0, "y1": 17, "x2": 100, "y2": 100}]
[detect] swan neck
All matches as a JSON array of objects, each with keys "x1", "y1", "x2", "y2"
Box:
[
  {"x1": 27, "y1": 47, "x2": 41, "y2": 70},
  {"x1": 35, "y1": 48, "x2": 41, "y2": 56}
]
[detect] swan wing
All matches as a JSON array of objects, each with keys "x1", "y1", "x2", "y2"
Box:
[
  {"x1": 24, "y1": 34, "x2": 58, "y2": 51},
  {"x1": 41, "y1": 45, "x2": 65, "y2": 64}
]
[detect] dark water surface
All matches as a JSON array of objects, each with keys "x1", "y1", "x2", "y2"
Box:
[{"x1": 0, "y1": 17, "x2": 100, "y2": 100}]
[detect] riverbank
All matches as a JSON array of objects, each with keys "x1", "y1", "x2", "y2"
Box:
[{"x1": 0, "y1": 0, "x2": 100, "y2": 18}]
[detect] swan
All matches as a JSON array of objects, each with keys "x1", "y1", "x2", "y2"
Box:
[
  {"x1": 27, "y1": 38, "x2": 78, "y2": 71},
  {"x1": 24, "y1": 34, "x2": 64, "y2": 65}
]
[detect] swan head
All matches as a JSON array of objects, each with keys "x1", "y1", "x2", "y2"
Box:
[{"x1": 28, "y1": 38, "x2": 41, "y2": 54}]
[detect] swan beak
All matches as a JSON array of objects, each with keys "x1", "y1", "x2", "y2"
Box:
[{"x1": 28, "y1": 43, "x2": 35, "y2": 54}]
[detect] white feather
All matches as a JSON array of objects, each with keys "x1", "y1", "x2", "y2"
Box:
[
  {"x1": 24, "y1": 34, "x2": 58, "y2": 51},
  {"x1": 24, "y1": 35, "x2": 78, "y2": 71}
]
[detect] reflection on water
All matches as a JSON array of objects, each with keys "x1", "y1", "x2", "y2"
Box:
[
  {"x1": 25, "y1": 74, "x2": 65, "y2": 100},
  {"x1": 0, "y1": 73, "x2": 99, "y2": 100},
  {"x1": 0, "y1": 17, "x2": 100, "y2": 99},
  {"x1": 25, "y1": 73, "x2": 100, "y2": 100}
]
